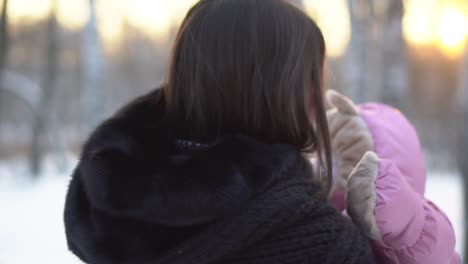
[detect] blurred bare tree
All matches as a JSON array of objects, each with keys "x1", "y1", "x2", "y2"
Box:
[
  {"x1": 0, "y1": 0, "x2": 462, "y2": 183},
  {"x1": 30, "y1": 0, "x2": 60, "y2": 175},
  {"x1": 344, "y1": 0, "x2": 407, "y2": 107},
  {"x1": 0, "y1": 0, "x2": 9, "y2": 116},
  {"x1": 81, "y1": 0, "x2": 105, "y2": 136},
  {"x1": 345, "y1": 0, "x2": 370, "y2": 103},
  {"x1": 379, "y1": 0, "x2": 407, "y2": 109},
  {"x1": 457, "y1": 44, "x2": 468, "y2": 263},
  {"x1": 0, "y1": 0, "x2": 8, "y2": 72}
]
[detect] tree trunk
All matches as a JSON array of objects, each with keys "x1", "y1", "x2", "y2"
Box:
[
  {"x1": 0, "y1": 0, "x2": 8, "y2": 72},
  {"x1": 344, "y1": 0, "x2": 407, "y2": 107},
  {"x1": 0, "y1": 0, "x2": 9, "y2": 120},
  {"x1": 380, "y1": 0, "x2": 407, "y2": 109},
  {"x1": 29, "y1": 1, "x2": 59, "y2": 176},
  {"x1": 81, "y1": 0, "x2": 105, "y2": 137},
  {"x1": 344, "y1": 0, "x2": 372, "y2": 103},
  {"x1": 458, "y1": 45, "x2": 468, "y2": 263}
]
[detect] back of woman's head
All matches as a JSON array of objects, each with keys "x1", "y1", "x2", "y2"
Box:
[{"x1": 164, "y1": 0, "x2": 331, "y2": 185}]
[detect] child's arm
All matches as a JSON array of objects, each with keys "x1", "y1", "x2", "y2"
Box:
[
  {"x1": 358, "y1": 103, "x2": 460, "y2": 264},
  {"x1": 350, "y1": 154, "x2": 460, "y2": 263},
  {"x1": 327, "y1": 91, "x2": 460, "y2": 264}
]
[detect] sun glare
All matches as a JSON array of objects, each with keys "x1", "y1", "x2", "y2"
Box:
[
  {"x1": 170, "y1": 0, "x2": 199, "y2": 22},
  {"x1": 303, "y1": 0, "x2": 351, "y2": 58},
  {"x1": 5, "y1": 0, "x2": 349, "y2": 55},
  {"x1": 126, "y1": 0, "x2": 174, "y2": 39},
  {"x1": 8, "y1": 0, "x2": 52, "y2": 23},
  {"x1": 96, "y1": 0, "x2": 126, "y2": 47},
  {"x1": 403, "y1": 0, "x2": 439, "y2": 45},
  {"x1": 404, "y1": 0, "x2": 468, "y2": 57},
  {"x1": 56, "y1": 0, "x2": 90, "y2": 30},
  {"x1": 436, "y1": 7, "x2": 468, "y2": 57},
  {"x1": 6, "y1": 0, "x2": 467, "y2": 58}
]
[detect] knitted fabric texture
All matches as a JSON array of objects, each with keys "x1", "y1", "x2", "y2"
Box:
[{"x1": 64, "y1": 88, "x2": 373, "y2": 264}]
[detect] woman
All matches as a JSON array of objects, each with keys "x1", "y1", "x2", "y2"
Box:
[{"x1": 64, "y1": 0, "x2": 372, "y2": 263}]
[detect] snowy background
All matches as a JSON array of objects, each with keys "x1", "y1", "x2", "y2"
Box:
[
  {"x1": 1, "y1": 0, "x2": 468, "y2": 263},
  {"x1": 0, "y1": 155, "x2": 464, "y2": 264}
]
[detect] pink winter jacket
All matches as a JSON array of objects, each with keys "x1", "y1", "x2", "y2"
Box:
[{"x1": 331, "y1": 103, "x2": 460, "y2": 264}]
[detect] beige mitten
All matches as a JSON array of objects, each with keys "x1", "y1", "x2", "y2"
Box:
[
  {"x1": 326, "y1": 90, "x2": 374, "y2": 193},
  {"x1": 346, "y1": 151, "x2": 381, "y2": 240}
]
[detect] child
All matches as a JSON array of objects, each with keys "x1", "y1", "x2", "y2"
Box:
[{"x1": 327, "y1": 90, "x2": 460, "y2": 263}]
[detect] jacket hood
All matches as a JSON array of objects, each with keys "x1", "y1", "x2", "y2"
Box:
[
  {"x1": 359, "y1": 103, "x2": 427, "y2": 195},
  {"x1": 75, "y1": 89, "x2": 312, "y2": 225},
  {"x1": 64, "y1": 89, "x2": 372, "y2": 264}
]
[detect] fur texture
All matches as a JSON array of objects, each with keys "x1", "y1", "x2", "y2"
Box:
[
  {"x1": 64, "y1": 88, "x2": 373, "y2": 264},
  {"x1": 346, "y1": 152, "x2": 380, "y2": 240},
  {"x1": 326, "y1": 90, "x2": 374, "y2": 193},
  {"x1": 326, "y1": 90, "x2": 380, "y2": 241}
]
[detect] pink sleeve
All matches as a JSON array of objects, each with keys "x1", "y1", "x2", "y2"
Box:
[
  {"x1": 372, "y1": 159, "x2": 460, "y2": 264},
  {"x1": 358, "y1": 103, "x2": 460, "y2": 264}
]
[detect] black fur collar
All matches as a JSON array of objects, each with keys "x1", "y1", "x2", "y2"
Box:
[{"x1": 64, "y1": 88, "x2": 325, "y2": 264}]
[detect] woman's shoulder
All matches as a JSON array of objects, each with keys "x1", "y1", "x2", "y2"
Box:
[
  {"x1": 97, "y1": 87, "x2": 164, "y2": 135},
  {"x1": 82, "y1": 87, "x2": 165, "y2": 155},
  {"x1": 113, "y1": 87, "x2": 164, "y2": 122}
]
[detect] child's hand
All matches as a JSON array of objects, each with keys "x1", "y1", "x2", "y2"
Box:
[
  {"x1": 326, "y1": 90, "x2": 374, "y2": 193},
  {"x1": 346, "y1": 151, "x2": 381, "y2": 240}
]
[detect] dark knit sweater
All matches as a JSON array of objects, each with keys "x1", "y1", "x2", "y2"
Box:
[{"x1": 64, "y1": 88, "x2": 373, "y2": 264}]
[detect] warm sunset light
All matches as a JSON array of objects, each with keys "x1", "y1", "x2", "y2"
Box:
[
  {"x1": 403, "y1": 0, "x2": 439, "y2": 45},
  {"x1": 56, "y1": 0, "x2": 90, "y2": 30},
  {"x1": 126, "y1": 0, "x2": 174, "y2": 38},
  {"x1": 404, "y1": 0, "x2": 468, "y2": 57},
  {"x1": 95, "y1": 0, "x2": 126, "y2": 46},
  {"x1": 303, "y1": 0, "x2": 351, "y2": 58},
  {"x1": 436, "y1": 6, "x2": 468, "y2": 57},
  {"x1": 170, "y1": 0, "x2": 199, "y2": 22},
  {"x1": 5, "y1": 0, "x2": 467, "y2": 59},
  {"x1": 8, "y1": 0, "x2": 52, "y2": 23},
  {"x1": 97, "y1": 0, "x2": 198, "y2": 44},
  {"x1": 5, "y1": 0, "x2": 348, "y2": 55},
  {"x1": 5, "y1": 0, "x2": 198, "y2": 47}
]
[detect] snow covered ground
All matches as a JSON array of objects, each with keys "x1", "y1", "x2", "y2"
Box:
[
  {"x1": 0, "y1": 157, "x2": 83, "y2": 264},
  {"x1": 0, "y1": 157, "x2": 465, "y2": 263},
  {"x1": 425, "y1": 170, "x2": 465, "y2": 259}
]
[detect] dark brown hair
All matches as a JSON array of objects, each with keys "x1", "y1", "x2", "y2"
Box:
[{"x1": 164, "y1": 0, "x2": 332, "y2": 190}]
